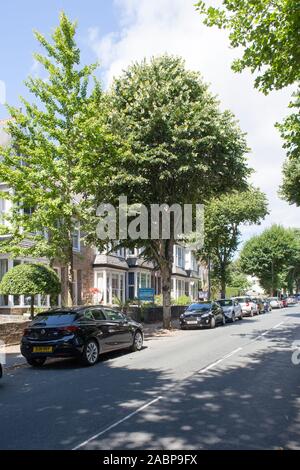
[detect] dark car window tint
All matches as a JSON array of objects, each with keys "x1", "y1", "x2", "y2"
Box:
[
  {"x1": 82, "y1": 309, "x2": 95, "y2": 320},
  {"x1": 92, "y1": 309, "x2": 105, "y2": 320},
  {"x1": 104, "y1": 309, "x2": 124, "y2": 321},
  {"x1": 33, "y1": 312, "x2": 76, "y2": 325}
]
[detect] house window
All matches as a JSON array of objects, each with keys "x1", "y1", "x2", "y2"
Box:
[
  {"x1": 112, "y1": 273, "x2": 119, "y2": 301},
  {"x1": 176, "y1": 246, "x2": 185, "y2": 268},
  {"x1": 72, "y1": 225, "x2": 80, "y2": 251},
  {"x1": 128, "y1": 272, "x2": 135, "y2": 299},
  {"x1": 0, "y1": 259, "x2": 8, "y2": 306}
]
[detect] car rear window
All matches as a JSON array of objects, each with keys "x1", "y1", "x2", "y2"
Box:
[
  {"x1": 33, "y1": 311, "x2": 77, "y2": 325},
  {"x1": 217, "y1": 300, "x2": 232, "y2": 307}
]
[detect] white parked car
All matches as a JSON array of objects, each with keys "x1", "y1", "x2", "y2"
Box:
[
  {"x1": 268, "y1": 297, "x2": 282, "y2": 309},
  {"x1": 232, "y1": 296, "x2": 257, "y2": 317},
  {"x1": 216, "y1": 299, "x2": 243, "y2": 322}
]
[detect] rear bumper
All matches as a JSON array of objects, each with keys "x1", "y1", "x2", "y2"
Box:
[{"x1": 21, "y1": 337, "x2": 84, "y2": 359}]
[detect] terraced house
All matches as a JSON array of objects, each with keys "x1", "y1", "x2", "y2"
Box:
[{"x1": 0, "y1": 119, "x2": 207, "y2": 314}]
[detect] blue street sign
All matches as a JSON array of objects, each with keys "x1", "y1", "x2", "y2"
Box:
[{"x1": 138, "y1": 288, "x2": 155, "y2": 302}]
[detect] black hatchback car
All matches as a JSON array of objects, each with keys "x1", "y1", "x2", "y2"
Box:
[
  {"x1": 180, "y1": 301, "x2": 226, "y2": 329},
  {"x1": 21, "y1": 306, "x2": 144, "y2": 367}
]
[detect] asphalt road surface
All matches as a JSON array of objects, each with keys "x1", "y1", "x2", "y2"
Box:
[{"x1": 1, "y1": 306, "x2": 300, "y2": 450}]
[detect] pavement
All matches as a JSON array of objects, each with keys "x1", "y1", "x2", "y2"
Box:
[{"x1": 0, "y1": 306, "x2": 300, "y2": 450}]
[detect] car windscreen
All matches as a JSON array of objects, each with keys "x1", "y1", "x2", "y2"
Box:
[
  {"x1": 186, "y1": 303, "x2": 211, "y2": 312},
  {"x1": 217, "y1": 300, "x2": 232, "y2": 307},
  {"x1": 33, "y1": 311, "x2": 77, "y2": 325},
  {"x1": 235, "y1": 298, "x2": 249, "y2": 303}
]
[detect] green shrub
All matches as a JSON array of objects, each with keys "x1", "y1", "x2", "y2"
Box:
[
  {"x1": 0, "y1": 263, "x2": 61, "y2": 318},
  {"x1": 173, "y1": 295, "x2": 192, "y2": 306}
]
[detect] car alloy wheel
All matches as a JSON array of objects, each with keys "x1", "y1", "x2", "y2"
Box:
[
  {"x1": 82, "y1": 340, "x2": 99, "y2": 366},
  {"x1": 222, "y1": 315, "x2": 226, "y2": 326},
  {"x1": 231, "y1": 313, "x2": 236, "y2": 323},
  {"x1": 210, "y1": 317, "x2": 216, "y2": 329},
  {"x1": 132, "y1": 331, "x2": 143, "y2": 351}
]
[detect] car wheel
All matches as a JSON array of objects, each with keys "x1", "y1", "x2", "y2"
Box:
[
  {"x1": 210, "y1": 317, "x2": 216, "y2": 329},
  {"x1": 131, "y1": 330, "x2": 143, "y2": 352},
  {"x1": 222, "y1": 315, "x2": 226, "y2": 326},
  {"x1": 27, "y1": 357, "x2": 47, "y2": 367},
  {"x1": 250, "y1": 310, "x2": 254, "y2": 317},
  {"x1": 231, "y1": 313, "x2": 236, "y2": 323},
  {"x1": 81, "y1": 339, "x2": 99, "y2": 366},
  {"x1": 239, "y1": 314, "x2": 243, "y2": 320}
]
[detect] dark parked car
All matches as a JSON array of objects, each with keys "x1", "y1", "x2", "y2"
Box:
[
  {"x1": 180, "y1": 301, "x2": 226, "y2": 329},
  {"x1": 21, "y1": 306, "x2": 144, "y2": 367},
  {"x1": 0, "y1": 362, "x2": 2, "y2": 379}
]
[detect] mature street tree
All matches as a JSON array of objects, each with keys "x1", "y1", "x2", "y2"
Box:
[
  {"x1": 89, "y1": 55, "x2": 251, "y2": 328},
  {"x1": 197, "y1": 1, "x2": 300, "y2": 206},
  {"x1": 199, "y1": 188, "x2": 268, "y2": 298},
  {"x1": 0, "y1": 13, "x2": 110, "y2": 305},
  {"x1": 239, "y1": 225, "x2": 299, "y2": 295},
  {"x1": 227, "y1": 260, "x2": 251, "y2": 297},
  {"x1": 0, "y1": 263, "x2": 60, "y2": 318}
]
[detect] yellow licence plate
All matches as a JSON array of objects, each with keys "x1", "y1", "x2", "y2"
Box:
[{"x1": 33, "y1": 347, "x2": 53, "y2": 353}]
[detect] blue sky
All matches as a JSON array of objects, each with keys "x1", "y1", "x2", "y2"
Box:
[
  {"x1": 0, "y1": 0, "x2": 299, "y2": 243},
  {"x1": 0, "y1": 0, "x2": 117, "y2": 116}
]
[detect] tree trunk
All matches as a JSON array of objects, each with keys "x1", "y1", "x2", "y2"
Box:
[
  {"x1": 161, "y1": 240, "x2": 174, "y2": 329},
  {"x1": 66, "y1": 241, "x2": 75, "y2": 307},
  {"x1": 30, "y1": 295, "x2": 35, "y2": 320},
  {"x1": 220, "y1": 265, "x2": 226, "y2": 299}
]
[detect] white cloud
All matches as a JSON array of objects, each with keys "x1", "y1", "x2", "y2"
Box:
[{"x1": 88, "y1": 0, "x2": 299, "y2": 244}]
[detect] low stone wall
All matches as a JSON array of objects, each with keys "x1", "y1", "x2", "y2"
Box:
[{"x1": 0, "y1": 321, "x2": 30, "y2": 345}]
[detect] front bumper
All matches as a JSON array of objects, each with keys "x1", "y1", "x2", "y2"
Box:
[{"x1": 180, "y1": 316, "x2": 211, "y2": 328}]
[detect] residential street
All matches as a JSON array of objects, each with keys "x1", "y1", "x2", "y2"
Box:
[{"x1": 1, "y1": 306, "x2": 300, "y2": 450}]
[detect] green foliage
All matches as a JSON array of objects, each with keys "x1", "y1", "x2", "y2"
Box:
[
  {"x1": 0, "y1": 263, "x2": 61, "y2": 296},
  {"x1": 199, "y1": 188, "x2": 268, "y2": 296},
  {"x1": 173, "y1": 295, "x2": 192, "y2": 306},
  {"x1": 227, "y1": 260, "x2": 251, "y2": 295},
  {"x1": 278, "y1": 89, "x2": 300, "y2": 205},
  {"x1": 90, "y1": 55, "x2": 251, "y2": 327},
  {"x1": 197, "y1": 0, "x2": 300, "y2": 93},
  {"x1": 239, "y1": 225, "x2": 299, "y2": 294},
  {"x1": 197, "y1": 1, "x2": 300, "y2": 208},
  {"x1": 0, "y1": 13, "x2": 114, "y2": 305}
]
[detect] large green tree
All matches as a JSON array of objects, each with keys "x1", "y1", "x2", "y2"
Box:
[
  {"x1": 0, "y1": 13, "x2": 110, "y2": 305},
  {"x1": 239, "y1": 225, "x2": 299, "y2": 295},
  {"x1": 89, "y1": 55, "x2": 251, "y2": 328},
  {"x1": 197, "y1": 1, "x2": 300, "y2": 206},
  {"x1": 199, "y1": 188, "x2": 268, "y2": 298}
]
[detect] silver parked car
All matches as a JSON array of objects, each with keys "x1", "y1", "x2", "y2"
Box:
[
  {"x1": 216, "y1": 298, "x2": 243, "y2": 322},
  {"x1": 268, "y1": 297, "x2": 282, "y2": 309},
  {"x1": 232, "y1": 296, "x2": 257, "y2": 317}
]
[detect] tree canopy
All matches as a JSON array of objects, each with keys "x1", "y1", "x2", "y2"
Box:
[
  {"x1": 0, "y1": 12, "x2": 112, "y2": 304},
  {"x1": 199, "y1": 188, "x2": 268, "y2": 297},
  {"x1": 0, "y1": 263, "x2": 61, "y2": 317},
  {"x1": 197, "y1": 1, "x2": 300, "y2": 208},
  {"x1": 239, "y1": 225, "x2": 300, "y2": 294},
  {"x1": 87, "y1": 55, "x2": 252, "y2": 327},
  {"x1": 196, "y1": 0, "x2": 300, "y2": 93}
]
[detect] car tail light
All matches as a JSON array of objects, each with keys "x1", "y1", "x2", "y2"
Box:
[{"x1": 58, "y1": 325, "x2": 79, "y2": 334}]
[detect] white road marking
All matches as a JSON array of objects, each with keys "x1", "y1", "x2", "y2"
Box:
[
  {"x1": 72, "y1": 396, "x2": 163, "y2": 450},
  {"x1": 72, "y1": 316, "x2": 292, "y2": 450}
]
